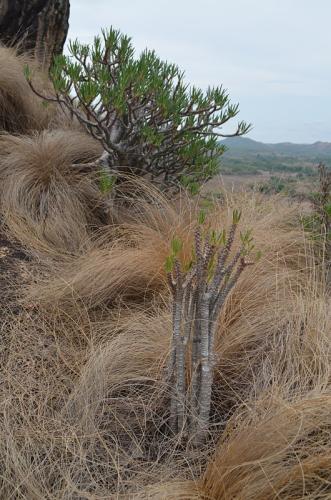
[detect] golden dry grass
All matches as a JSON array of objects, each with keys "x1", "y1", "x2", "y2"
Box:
[
  {"x1": 0, "y1": 45, "x2": 66, "y2": 133},
  {"x1": 0, "y1": 49, "x2": 329, "y2": 499},
  {"x1": 0, "y1": 129, "x2": 106, "y2": 254}
]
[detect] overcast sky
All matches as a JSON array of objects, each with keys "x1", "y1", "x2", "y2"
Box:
[{"x1": 67, "y1": 0, "x2": 331, "y2": 144}]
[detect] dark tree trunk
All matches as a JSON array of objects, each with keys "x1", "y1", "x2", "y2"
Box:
[{"x1": 0, "y1": 0, "x2": 70, "y2": 68}]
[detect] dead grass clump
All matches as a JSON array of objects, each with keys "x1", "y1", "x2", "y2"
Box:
[
  {"x1": 24, "y1": 181, "x2": 196, "y2": 310},
  {"x1": 26, "y1": 234, "x2": 173, "y2": 311},
  {"x1": 209, "y1": 284, "x2": 329, "y2": 417},
  {"x1": 0, "y1": 306, "x2": 194, "y2": 497},
  {"x1": 0, "y1": 129, "x2": 107, "y2": 254},
  {"x1": 25, "y1": 192, "x2": 309, "y2": 322},
  {"x1": 1, "y1": 281, "x2": 329, "y2": 498},
  {"x1": 202, "y1": 391, "x2": 331, "y2": 499},
  {"x1": 0, "y1": 161, "x2": 330, "y2": 498},
  {"x1": 0, "y1": 45, "x2": 59, "y2": 133}
]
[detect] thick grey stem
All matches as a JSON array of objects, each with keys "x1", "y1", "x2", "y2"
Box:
[
  {"x1": 189, "y1": 301, "x2": 199, "y2": 423},
  {"x1": 169, "y1": 263, "x2": 183, "y2": 433},
  {"x1": 211, "y1": 260, "x2": 245, "y2": 322},
  {"x1": 195, "y1": 291, "x2": 213, "y2": 444},
  {"x1": 176, "y1": 335, "x2": 186, "y2": 431},
  {"x1": 189, "y1": 273, "x2": 203, "y2": 427},
  {"x1": 168, "y1": 219, "x2": 252, "y2": 445}
]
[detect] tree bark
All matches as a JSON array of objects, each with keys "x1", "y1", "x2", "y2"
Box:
[{"x1": 0, "y1": 0, "x2": 70, "y2": 68}]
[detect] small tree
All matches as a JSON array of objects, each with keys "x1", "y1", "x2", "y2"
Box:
[
  {"x1": 26, "y1": 27, "x2": 251, "y2": 191},
  {"x1": 166, "y1": 211, "x2": 255, "y2": 445}
]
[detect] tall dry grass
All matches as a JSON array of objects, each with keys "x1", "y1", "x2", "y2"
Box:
[
  {"x1": 0, "y1": 129, "x2": 107, "y2": 254},
  {"x1": 0, "y1": 45, "x2": 65, "y2": 133},
  {"x1": 0, "y1": 48, "x2": 329, "y2": 498}
]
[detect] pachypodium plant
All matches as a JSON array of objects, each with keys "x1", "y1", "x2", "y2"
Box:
[
  {"x1": 166, "y1": 210, "x2": 255, "y2": 445},
  {"x1": 25, "y1": 27, "x2": 251, "y2": 191}
]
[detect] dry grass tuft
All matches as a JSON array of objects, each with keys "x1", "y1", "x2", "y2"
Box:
[
  {"x1": 0, "y1": 129, "x2": 106, "y2": 254},
  {"x1": 203, "y1": 391, "x2": 331, "y2": 499},
  {"x1": 0, "y1": 45, "x2": 60, "y2": 133},
  {"x1": 0, "y1": 47, "x2": 329, "y2": 498}
]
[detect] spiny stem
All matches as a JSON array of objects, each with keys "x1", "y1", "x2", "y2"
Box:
[{"x1": 167, "y1": 215, "x2": 253, "y2": 445}]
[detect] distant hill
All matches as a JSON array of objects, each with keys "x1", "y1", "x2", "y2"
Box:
[
  {"x1": 221, "y1": 137, "x2": 331, "y2": 160},
  {"x1": 218, "y1": 137, "x2": 331, "y2": 176}
]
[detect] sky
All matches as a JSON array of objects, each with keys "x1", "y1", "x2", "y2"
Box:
[{"x1": 67, "y1": 0, "x2": 331, "y2": 144}]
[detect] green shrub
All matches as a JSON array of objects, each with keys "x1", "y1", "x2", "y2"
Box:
[{"x1": 26, "y1": 28, "x2": 250, "y2": 191}]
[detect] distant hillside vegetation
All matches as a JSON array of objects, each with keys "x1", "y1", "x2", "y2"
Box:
[
  {"x1": 221, "y1": 137, "x2": 331, "y2": 158},
  {"x1": 219, "y1": 137, "x2": 331, "y2": 175}
]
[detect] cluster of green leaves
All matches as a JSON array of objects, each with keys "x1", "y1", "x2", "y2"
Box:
[
  {"x1": 27, "y1": 27, "x2": 250, "y2": 191},
  {"x1": 98, "y1": 169, "x2": 116, "y2": 194},
  {"x1": 165, "y1": 237, "x2": 184, "y2": 273}
]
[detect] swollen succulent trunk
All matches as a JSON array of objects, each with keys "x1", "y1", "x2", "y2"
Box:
[
  {"x1": 167, "y1": 213, "x2": 254, "y2": 446},
  {"x1": 0, "y1": 0, "x2": 70, "y2": 68}
]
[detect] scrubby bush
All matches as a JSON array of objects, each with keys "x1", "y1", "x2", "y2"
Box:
[{"x1": 26, "y1": 27, "x2": 250, "y2": 191}]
